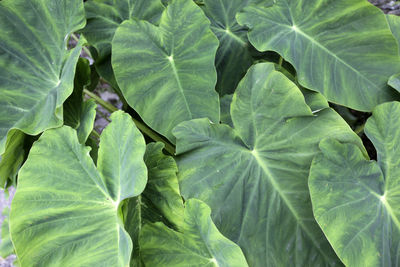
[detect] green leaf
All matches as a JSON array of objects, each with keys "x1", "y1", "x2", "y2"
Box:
[
  {"x1": 387, "y1": 14, "x2": 400, "y2": 53},
  {"x1": 0, "y1": 0, "x2": 86, "y2": 154},
  {"x1": 140, "y1": 199, "x2": 249, "y2": 267},
  {"x1": 237, "y1": 0, "x2": 400, "y2": 111},
  {"x1": 123, "y1": 142, "x2": 184, "y2": 266},
  {"x1": 10, "y1": 111, "x2": 147, "y2": 266},
  {"x1": 112, "y1": 0, "x2": 220, "y2": 142},
  {"x1": 309, "y1": 101, "x2": 400, "y2": 267},
  {"x1": 0, "y1": 131, "x2": 25, "y2": 188},
  {"x1": 64, "y1": 58, "x2": 97, "y2": 144},
  {"x1": 174, "y1": 63, "x2": 364, "y2": 266},
  {"x1": 389, "y1": 73, "x2": 400, "y2": 92},
  {"x1": 220, "y1": 94, "x2": 233, "y2": 127},
  {"x1": 81, "y1": 0, "x2": 165, "y2": 87},
  {"x1": 0, "y1": 207, "x2": 13, "y2": 258},
  {"x1": 202, "y1": 0, "x2": 253, "y2": 95}
]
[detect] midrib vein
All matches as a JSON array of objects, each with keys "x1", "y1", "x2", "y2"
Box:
[
  {"x1": 168, "y1": 57, "x2": 192, "y2": 118},
  {"x1": 251, "y1": 150, "x2": 333, "y2": 260}
]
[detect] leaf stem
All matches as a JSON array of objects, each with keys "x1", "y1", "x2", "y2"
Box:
[
  {"x1": 71, "y1": 34, "x2": 93, "y2": 59},
  {"x1": 278, "y1": 56, "x2": 283, "y2": 68},
  {"x1": 83, "y1": 89, "x2": 175, "y2": 155}
]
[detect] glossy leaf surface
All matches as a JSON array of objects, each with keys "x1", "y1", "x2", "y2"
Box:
[
  {"x1": 10, "y1": 111, "x2": 147, "y2": 266},
  {"x1": 81, "y1": 0, "x2": 164, "y2": 87},
  {"x1": 309, "y1": 101, "x2": 400, "y2": 266},
  {"x1": 112, "y1": 0, "x2": 220, "y2": 142},
  {"x1": 237, "y1": 0, "x2": 400, "y2": 111},
  {"x1": 174, "y1": 63, "x2": 364, "y2": 266},
  {"x1": 0, "y1": 0, "x2": 86, "y2": 154}
]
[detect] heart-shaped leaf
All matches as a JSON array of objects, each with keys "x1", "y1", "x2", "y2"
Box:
[
  {"x1": 0, "y1": 0, "x2": 86, "y2": 154},
  {"x1": 237, "y1": 0, "x2": 400, "y2": 111},
  {"x1": 10, "y1": 111, "x2": 147, "y2": 266},
  {"x1": 112, "y1": 0, "x2": 220, "y2": 142},
  {"x1": 81, "y1": 0, "x2": 165, "y2": 87},
  {"x1": 174, "y1": 63, "x2": 364, "y2": 266},
  {"x1": 309, "y1": 101, "x2": 400, "y2": 266}
]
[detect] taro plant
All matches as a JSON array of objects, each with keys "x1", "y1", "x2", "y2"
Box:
[{"x1": 0, "y1": 0, "x2": 400, "y2": 266}]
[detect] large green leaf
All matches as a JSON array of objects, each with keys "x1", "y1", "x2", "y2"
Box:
[
  {"x1": 309, "y1": 101, "x2": 400, "y2": 266},
  {"x1": 237, "y1": 0, "x2": 400, "y2": 111},
  {"x1": 123, "y1": 142, "x2": 184, "y2": 266},
  {"x1": 174, "y1": 63, "x2": 364, "y2": 266},
  {"x1": 0, "y1": 0, "x2": 86, "y2": 154},
  {"x1": 81, "y1": 0, "x2": 165, "y2": 87},
  {"x1": 112, "y1": 0, "x2": 220, "y2": 142},
  {"x1": 10, "y1": 111, "x2": 147, "y2": 266},
  {"x1": 202, "y1": 0, "x2": 254, "y2": 95},
  {"x1": 140, "y1": 199, "x2": 248, "y2": 267}
]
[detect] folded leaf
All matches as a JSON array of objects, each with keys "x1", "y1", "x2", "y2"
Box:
[
  {"x1": 174, "y1": 63, "x2": 364, "y2": 266},
  {"x1": 10, "y1": 111, "x2": 147, "y2": 266},
  {"x1": 112, "y1": 0, "x2": 220, "y2": 142},
  {"x1": 0, "y1": 0, "x2": 86, "y2": 154},
  {"x1": 237, "y1": 0, "x2": 400, "y2": 111},
  {"x1": 309, "y1": 101, "x2": 400, "y2": 266},
  {"x1": 140, "y1": 199, "x2": 248, "y2": 267}
]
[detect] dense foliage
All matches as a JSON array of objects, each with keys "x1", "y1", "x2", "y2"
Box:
[{"x1": 0, "y1": 0, "x2": 399, "y2": 266}]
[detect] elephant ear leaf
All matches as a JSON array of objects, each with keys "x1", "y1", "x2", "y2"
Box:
[
  {"x1": 10, "y1": 111, "x2": 147, "y2": 266},
  {"x1": 0, "y1": 0, "x2": 86, "y2": 155},
  {"x1": 237, "y1": 0, "x2": 400, "y2": 111},
  {"x1": 386, "y1": 14, "x2": 400, "y2": 54},
  {"x1": 173, "y1": 63, "x2": 365, "y2": 266},
  {"x1": 112, "y1": 0, "x2": 220, "y2": 142},
  {"x1": 202, "y1": 0, "x2": 253, "y2": 95},
  {"x1": 81, "y1": 0, "x2": 165, "y2": 87},
  {"x1": 140, "y1": 199, "x2": 248, "y2": 267},
  {"x1": 309, "y1": 101, "x2": 400, "y2": 267}
]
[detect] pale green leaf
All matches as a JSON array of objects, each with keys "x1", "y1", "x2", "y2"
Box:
[
  {"x1": 112, "y1": 0, "x2": 220, "y2": 142},
  {"x1": 10, "y1": 111, "x2": 147, "y2": 266},
  {"x1": 123, "y1": 142, "x2": 184, "y2": 266},
  {"x1": 140, "y1": 199, "x2": 248, "y2": 267},
  {"x1": 387, "y1": 14, "x2": 400, "y2": 54},
  {"x1": 0, "y1": 131, "x2": 25, "y2": 188},
  {"x1": 0, "y1": 207, "x2": 13, "y2": 258},
  {"x1": 237, "y1": 0, "x2": 400, "y2": 111},
  {"x1": 0, "y1": 0, "x2": 86, "y2": 154},
  {"x1": 309, "y1": 101, "x2": 400, "y2": 266},
  {"x1": 81, "y1": 0, "x2": 165, "y2": 87},
  {"x1": 174, "y1": 63, "x2": 364, "y2": 266}
]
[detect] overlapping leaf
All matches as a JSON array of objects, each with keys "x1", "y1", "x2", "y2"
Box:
[
  {"x1": 237, "y1": 0, "x2": 400, "y2": 111},
  {"x1": 63, "y1": 58, "x2": 97, "y2": 144},
  {"x1": 174, "y1": 63, "x2": 364, "y2": 266},
  {"x1": 140, "y1": 199, "x2": 248, "y2": 267},
  {"x1": 81, "y1": 0, "x2": 165, "y2": 87},
  {"x1": 201, "y1": 0, "x2": 254, "y2": 95},
  {"x1": 0, "y1": 0, "x2": 86, "y2": 155},
  {"x1": 309, "y1": 101, "x2": 400, "y2": 266},
  {"x1": 10, "y1": 111, "x2": 147, "y2": 266},
  {"x1": 123, "y1": 142, "x2": 184, "y2": 266},
  {"x1": 112, "y1": 0, "x2": 220, "y2": 142}
]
